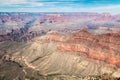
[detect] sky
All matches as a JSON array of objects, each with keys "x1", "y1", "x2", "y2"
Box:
[{"x1": 0, "y1": 0, "x2": 120, "y2": 14}]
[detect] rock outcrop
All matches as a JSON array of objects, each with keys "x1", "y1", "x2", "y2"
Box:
[
  {"x1": 0, "y1": 12, "x2": 120, "y2": 79},
  {"x1": 1, "y1": 30, "x2": 120, "y2": 78}
]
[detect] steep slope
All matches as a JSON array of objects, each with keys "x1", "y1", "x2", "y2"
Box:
[{"x1": 1, "y1": 30, "x2": 120, "y2": 79}]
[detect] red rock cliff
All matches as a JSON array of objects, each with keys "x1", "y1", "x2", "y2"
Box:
[{"x1": 44, "y1": 30, "x2": 120, "y2": 66}]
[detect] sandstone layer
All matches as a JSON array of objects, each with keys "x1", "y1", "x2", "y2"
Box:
[{"x1": 0, "y1": 30, "x2": 120, "y2": 79}]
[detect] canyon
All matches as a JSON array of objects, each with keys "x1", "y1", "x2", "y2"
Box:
[
  {"x1": 0, "y1": 30, "x2": 120, "y2": 79},
  {"x1": 0, "y1": 12, "x2": 120, "y2": 80}
]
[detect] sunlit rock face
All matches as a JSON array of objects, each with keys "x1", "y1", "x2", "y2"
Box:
[
  {"x1": 1, "y1": 12, "x2": 120, "y2": 80},
  {"x1": 1, "y1": 29, "x2": 120, "y2": 78},
  {"x1": 57, "y1": 30, "x2": 120, "y2": 66}
]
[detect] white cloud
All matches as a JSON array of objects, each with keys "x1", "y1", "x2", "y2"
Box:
[
  {"x1": 0, "y1": 0, "x2": 27, "y2": 5},
  {"x1": 79, "y1": 5, "x2": 120, "y2": 14},
  {"x1": 0, "y1": 1, "x2": 120, "y2": 15},
  {"x1": 0, "y1": 0, "x2": 44, "y2": 7},
  {"x1": 50, "y1": 5, "x2": 120, "y2": 14},
  {"x1": 28, "y1": 2, "x2": 44, "y2": 7}
]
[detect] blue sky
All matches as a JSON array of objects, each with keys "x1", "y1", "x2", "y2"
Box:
[{"x1": 0, "y1": 0, "x2": 120, "y2": 14}]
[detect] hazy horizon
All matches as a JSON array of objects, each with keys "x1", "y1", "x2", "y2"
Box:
[{"x1": 0, "y1": 0, "x2": 120, "y2": 14}]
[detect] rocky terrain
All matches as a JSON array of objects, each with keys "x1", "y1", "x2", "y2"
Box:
[
  {"x1": 0, "y1": 29, "x2": 120, "y2": 80},
  {"x1": 0, "y1": 12, "x2": 120, "y2": 42},
  {"x1": 0, "y1": 12, "x2": 120, "y2": 80}
]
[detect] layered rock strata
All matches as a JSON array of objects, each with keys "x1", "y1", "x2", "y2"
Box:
[{"x1": 1, "y1": 30, "x2": 120, "y2": 78}]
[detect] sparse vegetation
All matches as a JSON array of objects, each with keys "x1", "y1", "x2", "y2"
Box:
[{"x1": 0, "y1": 12, "x2": 120, "y2": 80}]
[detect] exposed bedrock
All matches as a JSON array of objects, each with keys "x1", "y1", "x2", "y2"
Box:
[{"x1": 1, "y1": 30, "x2": 120, "y2": 78}]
